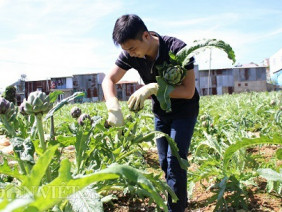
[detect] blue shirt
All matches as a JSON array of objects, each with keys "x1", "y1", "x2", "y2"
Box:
[{"x1": 115, "y1": 32, "x2": 199, "y2": 119}]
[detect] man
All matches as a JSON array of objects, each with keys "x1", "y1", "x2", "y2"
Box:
[{"x1": 102, "y1": 14, "x2": 199, "y2": 212}]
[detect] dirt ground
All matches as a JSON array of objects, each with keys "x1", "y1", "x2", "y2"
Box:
[{"x1": 104, "y1": 146, "x2": 282, "y2": 212}]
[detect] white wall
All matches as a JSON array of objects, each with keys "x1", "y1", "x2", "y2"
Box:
[
  {"x1": 66, "y1": 77, "x2": 73, "y2": 89},
  {"x1": 269, "y1": 48, "x2": 282, "y2": 75},
  {"x1": 97, "y1": 73, "x2": 105, "y2": 84}
]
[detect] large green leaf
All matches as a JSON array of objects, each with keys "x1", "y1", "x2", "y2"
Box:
[
  {"x1": 55, "y1": 135, "x2": 76, "y2": 147},
  {"x1": 176, "y1": 39, "x2": 236, "y2": 67},
  {"x1": 0, "y1": 196, "x2": 34, "y2": 212},
  {"x1": 0, "y1": 158, "x2": 27, "y2": 181},
  {"x1": 48, "y1": 91, "x2": 63, "y2": 103},
  {"x1": 21, "y1": 145, "x2": 59, "y2": 192},
  {"x1": 132, "y1": 130, "x2": 188, "y2": 170},
  {"x1": 276, "y1": 148, "x2": 282, "y2": 160},
  {"x1": 223, "y1": 135, "x2": 282, "y2": 173},
  {"x1": 156, "y1": 76, "x2": 175, "y2": 112},
  {"x1": 10, "y1": 137, "x2": 35, "y2": 164},
  {"x1": 257, "y1": 168, "x2": 282, "y2": 182},
  {"x1": 25, "y1": 161, "x2": 168, "y2": 212},
  {"x1": 68, "y1": 186, "x2": 103, "y2": 212}
]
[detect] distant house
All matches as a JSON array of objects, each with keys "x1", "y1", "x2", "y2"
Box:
[
  {"x1": 196, "y1": 64, "x2": 269, "y2": 95},
  {"x1": 269, "y1": 48, "x2": 282, "y2": 86},
  {"x1": 25, "y1": 80, "x2": 51, "y2": 98},
  {"x1": 195, "y1": 65, "x2": 234, "y2": 95},
  {"x1": 116, "y1": 80, "x2": 142, "y2": 101},
  {"x1": 233, "y1": 65, "x2": 267, "y2": 93},
  {"x1": 50, "y1": 76, "x2": 73, "y2": 101},
  {"x1": 72, "y1": 73, "x2": 105, "y2": 102}
]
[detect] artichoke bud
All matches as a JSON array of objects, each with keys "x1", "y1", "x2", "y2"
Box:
[
  {"x1": 24, "y1": 91, "x2": 53, "y2": 115},
  {"x1": 34, "y1": 97, "x2": 43, "y2": 107},
  {"x1": 33, "y1": 106, "x2": 41, "y2": 113},
  {"x1": 19, "y1": 101, "x2": 27, "y2": 116},
  {"x1": 0, "y1": 97, "x2": 10, "y2": 114},
  {"x1": 24, "y1": 102, "x2": 33, "y2": 113},
  {"x1": 6, "y1": 103, "x2": 18, "y2": 121},
  {"x1": 78, "y1": 113, "x2": 92, "y2": 126},
  {"x1": 163, "y1": 65, "x2": 185, "y2": 85},
  {"x1": 28, "y1": 95, "x2": 35, "y2": 105},
  {"x1": 44, "y1": 95, "x2": 50, "y2": 103},
  {"x1": 70, "y1": 107, "x2": 82, "y2": 119}
]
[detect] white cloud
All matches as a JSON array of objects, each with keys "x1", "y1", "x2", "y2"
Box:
[
  {"x1": 0, "y1": 0, "x2": 123, "y2": 90},
  {"x1": 151, "y1": 13, "x2": 240, "y2": 28}
]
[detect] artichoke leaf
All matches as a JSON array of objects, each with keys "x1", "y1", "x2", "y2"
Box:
[{"x1": 156, "y1": 77, "x2": 175, "y2": 113}]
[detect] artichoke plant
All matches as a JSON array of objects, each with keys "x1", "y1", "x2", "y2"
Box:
[
  {"x1": 0, "y1": 97, "x2": 18, "y2": 137},
  {"x1": 23, "y1": 91, "x2": 53, "y2": 115},
  {"x1": 156, "y1": 38, "x2": 236, "y2": 112},
  {"x1": 22, "y1": 91, "x2": 53, "y2": 153},
  {"x1": 21, "y1": 91, "x2": 53, "y2": 181}
]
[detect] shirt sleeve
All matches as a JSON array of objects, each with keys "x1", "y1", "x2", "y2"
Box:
[{"x1": 115, "y1": 50, "x2": 132, "y2": 71}]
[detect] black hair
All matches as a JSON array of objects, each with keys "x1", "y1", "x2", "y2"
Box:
[{"x1": 112, "y1": 14, "x2": 148, "y2": 46}]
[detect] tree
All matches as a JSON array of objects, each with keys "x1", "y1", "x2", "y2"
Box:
[{"x1": 4, "y1": 86, "x2": 17, "y2": 104}]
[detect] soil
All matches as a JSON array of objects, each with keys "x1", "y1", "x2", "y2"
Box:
[{"x1": 104, "y1": 146, "x2": 282, "y2": 212}]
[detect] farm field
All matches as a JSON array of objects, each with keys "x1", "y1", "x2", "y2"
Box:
[{"x1": 0, "y1": 91, "x2": 281, "y2": 211}]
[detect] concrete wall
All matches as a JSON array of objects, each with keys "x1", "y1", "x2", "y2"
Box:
[
  {"x1": 197, "y1": 67, "x2": 267, "y2": 95},
  {"x1": 73, "y1": 74, "x2": 103, "y2": 102},
  {"x1": 234, "y1": 81, "x2": 267, "y2": 93}
]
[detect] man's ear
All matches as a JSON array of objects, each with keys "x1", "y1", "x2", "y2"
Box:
[{"x1": 143, "y1": 31, "x2": 150, "y2": 41}]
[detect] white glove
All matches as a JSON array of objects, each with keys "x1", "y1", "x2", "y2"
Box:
[
  {"x1": 127, "y1": 83, "x2": 159, "y2": 111},
  {"x1": 105, "y1": 97, "x2": 124, "y2": 126}
]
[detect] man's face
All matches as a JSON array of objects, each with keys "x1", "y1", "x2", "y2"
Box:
[{"x1": 121, "y1": 32, "x2": 150, "y2": 58}]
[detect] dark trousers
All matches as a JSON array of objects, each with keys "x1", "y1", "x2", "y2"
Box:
[{"x1": 155, "y1": 116, "x2": 197, "y2": 212}]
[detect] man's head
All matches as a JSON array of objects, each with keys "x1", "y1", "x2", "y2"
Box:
[
  {"x1": 113, "y1": 14, "x2": 148, "y2": 45},
  {"x1": 113, "y1": 14, "x2": 152, "y2": 58}
]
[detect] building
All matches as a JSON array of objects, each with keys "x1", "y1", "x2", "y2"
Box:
[
  {"x1": 72, "y1": 73, "x2": 105, "y2": 102},
  {"x1": 233, "y1": 65, "x2": 267, "y2": 93},
  {"x1": 195, "y1": 65, "x2": 234, "y2": 95},
  {"x1": 269, "y1": 48, "x2": 282, "y2": 86},
  {"x1": 25, "y1": 80, "x2": 51, "y2": 99},
  {"x1": 196, "y1": 64, "x2": 268, "y2": 95},
  {"x1": 116, "y1": 80, "x2": 142, "y2": 101},
  {"x1": 50, "y1": 76, "x2": 73, "y2": 101}
]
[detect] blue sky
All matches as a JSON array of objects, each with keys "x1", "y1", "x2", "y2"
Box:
[{"x1": 0, "y1": 0, "x2": 282, "y2": 91}]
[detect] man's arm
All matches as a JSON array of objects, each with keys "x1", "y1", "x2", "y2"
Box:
[
  {"x1": 102, "y1": 64, "x2": 127, "y2": 100},
  {"x1": 102, "y1": 64, "x2": 127, "y2": 127},
  {"x1": 169, "y1": 69, "x2": 195, "y2": 99}
]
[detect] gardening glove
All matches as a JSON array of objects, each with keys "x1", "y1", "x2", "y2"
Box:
[
  {"x1": 105, "y1": 97, "x2": 124, "y2": 127},
  {"x1": 127, "y1": 83, "x2": 159, "y2": 111}
]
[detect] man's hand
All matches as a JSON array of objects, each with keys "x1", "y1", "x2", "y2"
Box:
[
  {"x1": 127, "y1": 83, "x2": 158, "y2": 111},
  {"x1": 105, "y1": 97, "x2": 124, "y2": 126}
]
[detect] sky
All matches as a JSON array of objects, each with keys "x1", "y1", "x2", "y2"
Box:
[{"x1": 0, "y1": 0, "x2": 282, "y2": 91}]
